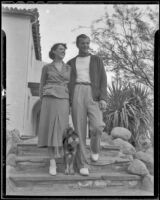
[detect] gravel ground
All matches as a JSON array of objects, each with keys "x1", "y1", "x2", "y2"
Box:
[{"x1": 6, "y1": 179, "x2": 153, "y2": 196}]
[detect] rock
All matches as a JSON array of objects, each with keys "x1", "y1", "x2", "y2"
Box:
[
  {"x1": 6, "y1": 165, "x2": 15, "y2": 178},
  {"x1": 117, "y1": 151, "x2": 126, "y2": 158},
  {"x1": 135, "y1": 151, "x2": 153, "y2": 164},
  {"x1": 126, "y1": 155, "x2": 134, "y2": 161},
  {"x1": 135, "y1": 151, "x2": 153, "y2": 174},
  {"x1": 78, "y1": 181, "x2": 93, "y2": 188},
  {"x1": 6, "y1": 140, "x2": 18, "y2": 155},
  {"x1": 145, "y1": 147, "x2": 154, "y2": 175},
  {"x1": 7, "y1": 129, "x2": 21, "y2": 144},
  {"x1": 141, "y1": 174, "x2": 154, "y2": 192},
  {"x1": 101, "y1": 132, "x2": 114, "y2": 145},
  {"x1": 138, "y1": 136, "x2": 152, "y2": 151},
  {"x1": 128, "y1": 159, "x2": 149, "y2": 176},
  {"x1": 145, "y1": 147, "x2": 153, "y2": 155},
  {"x1": 111, "y1": 127, "x2": 132, "y2": 141},
  {"x1": 146, "y1": 163, "x2": 154, "y2": 175},
  {"x1": 6, "y1": 129, "x2": 21, "y2": 156},
  {"x1": 113, "y1": 138, "x2": 136, "y2": 155},
  {"x1": 78, "y1": 180, "x2": 108, "y2": 188},
  {"x1": 6, "y1": 153, "x2": 17, "y2": 167},
  {"x1": 118, "y1": 151, "x2": 133, "y2": 161},
  {"x1": 128, "y1": 180, "x2": 138, "y2": 187},
  {"x1": 6, "y1": 177, "x2": 16, "y2": 193},
  {"x1": 93, "y1": 180, "x2": 107, "y2": 188}
]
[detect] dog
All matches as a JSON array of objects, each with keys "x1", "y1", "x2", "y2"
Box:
[{"x1": 63, "y1": 127, "x2": 79, "y2": 175}]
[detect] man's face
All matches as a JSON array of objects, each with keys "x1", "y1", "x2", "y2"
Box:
[{"x1": 77, "y1": 37, "x2": 90, "y2": 54}]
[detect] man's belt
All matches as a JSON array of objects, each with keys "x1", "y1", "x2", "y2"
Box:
[{"x1": 76, "y1": 82, "x2": 91, "y2": 85}]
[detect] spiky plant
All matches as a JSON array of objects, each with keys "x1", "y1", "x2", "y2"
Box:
[{"x1": 104, "y1": 82, "x2": 153, "y2": 147}]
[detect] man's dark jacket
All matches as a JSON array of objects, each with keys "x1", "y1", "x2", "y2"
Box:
[{"x1": 67, "y1": 54, "x2": 107, "y2": 105}]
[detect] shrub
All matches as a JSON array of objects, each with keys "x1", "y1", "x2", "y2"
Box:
[{"x1": 103, "y1": 82, "x2": 153, "y2": 147}]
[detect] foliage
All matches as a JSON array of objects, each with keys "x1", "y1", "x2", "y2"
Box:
[
  {"x1": 103, "y1": 82, "x2": 153, "y2": 147},
  {"x1": 90, "y1": 5, "x2": 158, "y2": 90}
]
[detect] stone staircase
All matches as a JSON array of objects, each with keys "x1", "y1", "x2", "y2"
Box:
[{"x1": 8, "y1": 136, "x2": 144, "y2": 195}]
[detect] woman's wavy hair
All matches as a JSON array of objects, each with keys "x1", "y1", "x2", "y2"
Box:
[{"x1": 49, "y1": 43, "x2": 67, "y2": 60}]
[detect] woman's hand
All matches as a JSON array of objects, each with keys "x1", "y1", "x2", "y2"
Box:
[{"x1": 99, "y1": 100, "x2": 107, "y2": 111}]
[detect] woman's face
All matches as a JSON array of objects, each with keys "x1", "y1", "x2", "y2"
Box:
[{"x1": 53, "y1": 44, "x2": 66, "y2": 59}]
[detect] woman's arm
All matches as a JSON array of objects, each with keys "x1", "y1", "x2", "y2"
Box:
[{"x1": 39, "y1": 66, "x2": 47, "y2": 100}]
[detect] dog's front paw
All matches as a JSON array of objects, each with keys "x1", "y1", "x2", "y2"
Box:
[
  {"x1": 65, "y1": 168, "x2": 69, "y2": 175},
  {"x1": 70, "y1": 168, "x2": 75, "y2": 175}
]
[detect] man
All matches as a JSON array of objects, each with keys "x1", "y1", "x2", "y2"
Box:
[{"x1": 67, "y1": 34, "x2": 107, "y2": 176}]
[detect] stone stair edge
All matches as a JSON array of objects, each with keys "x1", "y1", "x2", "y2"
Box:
[
  {"x1": 16, "y1": 154, "x2": 131, "y2": 166},
  {"x1": 9, "y1": 169, "x2": 141, "y2": 182},
  {"x1": 17, "y1": 142, "x2": 120, "y2": 150}
]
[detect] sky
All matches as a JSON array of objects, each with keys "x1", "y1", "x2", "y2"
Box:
[
  {"x1": 2, "y1": 3, "x2": 158, "y2": 84},
  {"x1": 2, "y1": 4, "x2": 111, "y2": 62}
]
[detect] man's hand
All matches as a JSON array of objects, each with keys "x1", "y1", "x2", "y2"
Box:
[{"x1": 99, "y1": 100, "x2": 107, "y2": 111}]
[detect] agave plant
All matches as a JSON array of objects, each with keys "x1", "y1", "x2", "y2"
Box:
[{"x1": 103, "y1": 82, "x2": 153, "y2": 147}]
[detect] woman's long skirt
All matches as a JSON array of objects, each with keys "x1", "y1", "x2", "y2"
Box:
[{"x1": 37, "y1": 96, "x2": 69, "y2": 158}]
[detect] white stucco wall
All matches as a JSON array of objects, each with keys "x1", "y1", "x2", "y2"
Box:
[
  {"x1": 23, "y1": 92, "x2": 39, "y2": 136},
  {"x1": 29, "y1": 59, "x2": 47, "y2": 83},
  {"x1": 2, "y1": 14, "x2": 32, "y2": 134},
  {"x1": 24, "y1": 59, "x2": 47, "y2": 136}
]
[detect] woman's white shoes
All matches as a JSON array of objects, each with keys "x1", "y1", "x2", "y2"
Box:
[
  {"x1": 49, "y1": 166, "x2": 57, "y2": 175},
  {"x1": 49, "y1": 159, "x2": 57, "y2": 175},
  {"x1": 91, "y1": 153, "x2": 99, "y2": 162},
  {"x1": 80, "y1": 168, "x2": 89, "y2": 176}
]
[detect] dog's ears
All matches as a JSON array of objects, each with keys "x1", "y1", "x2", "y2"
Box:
[
  {"x1": 68, "y1": 127, "x2": 74, "y2": 134},
  {"x1": 73, "y1": 131, "x2": 78, "y2": 136},
  {"x1": 63, "y1": 127, "x2": 75, "y2": 139},
  {"x1": 62, "y1": 127, "x2": 72, "y2": 144}
]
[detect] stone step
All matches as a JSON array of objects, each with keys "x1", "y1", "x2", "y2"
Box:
[
  {"x1": 19, "y1": 136, "x2": 120, "y2": 147},
  {"x1": 15, "y1": 154, "x2": 131, "y2": 174},
  {"x1": 17, "y1": 142, "x2": 120, "y2": 157},
  {"x1": 17, "y1": 144, "x2": 48, "y2": 156},
  {"x1": 17, "y1": 137, "x2": 120, "y2": 155},
  {"x1": 9, "y1": 167, "x2": 141, "y2": 188},
  {"x1": 18, "y1": 141, "x2": 120, "y2": 150},
  {"x1": 20, "y1": 135, "x2": 36, "y2": 140}
]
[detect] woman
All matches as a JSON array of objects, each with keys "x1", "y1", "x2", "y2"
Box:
[{"x1": 38, "y1": 43, "x2": 70, "y2": 175}]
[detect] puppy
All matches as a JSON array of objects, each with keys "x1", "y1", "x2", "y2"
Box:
[{"x1": 63, "y1": 127, "x2": 79, "y2": 175}]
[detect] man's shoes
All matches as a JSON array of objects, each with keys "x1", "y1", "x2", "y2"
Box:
[
  {"x1": 49, "y1": 159, "x2": 57, "y2": 175},
  {"x1": 80, "y1": 168, "x2": 89, "y2": 176},
  {"x1": 91, "y1": 153, "x2": 99, "y2": 162}
]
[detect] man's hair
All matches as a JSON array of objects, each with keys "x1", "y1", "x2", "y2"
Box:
[{"x1": 76, "y1": 34, "x2": 90, "y2": 47}]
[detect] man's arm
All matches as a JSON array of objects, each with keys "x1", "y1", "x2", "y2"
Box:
[
  {"x1": 66, "y1": 60, "x2": 72, "y2": 106},
  {"x1": 99, "y1": 57, "x2": 107, "y2": 102}
]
